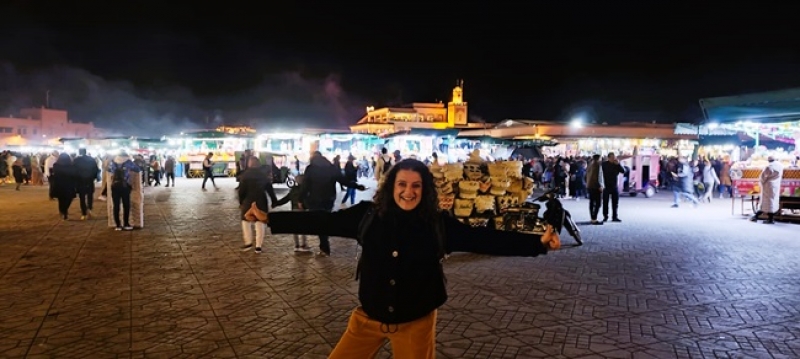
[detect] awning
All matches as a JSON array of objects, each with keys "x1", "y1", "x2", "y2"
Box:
[
  {"x1": 699, "y1": 88, "x2": 800, "y2": 124},
  {"x1": 455, "y1": 135, "x2": 508, "y2": 143},
  {"x1": 699, "y1": 133, "x2": 794, "y2": 148},
  {"x1": 179, "y1": 130, "x2": 254, "y2": 138},
  {"x1": 409, "y1": 128, "x2": 460, "y2": 137},
  {"x1": 384, "y1": 128, "x2": 461, "y2": 138},
  {"x1": 454, "y1": 136, "x2": 557, "y2": 146},
  {"x1": 511, "y1": 146, "x2": 543, "y2": 159},
  {"x1": 698, "y1": 135, "x2": 742, "y2": 146},
  {"x1": 674, "y1": 123, "x2": 739, "y2": 135}
]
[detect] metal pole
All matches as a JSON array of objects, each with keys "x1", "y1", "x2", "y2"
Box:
[
  {"x1": 698, "y1": 99, "x2": 710, "y2": 124},
  {"x1": 755, "y1": 126, "x2": 760, "y2": 148}
]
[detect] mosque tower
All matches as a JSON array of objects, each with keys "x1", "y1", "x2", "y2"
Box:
[{"x1": 447, "y1": 79, "x2": 468, "y2": 127}]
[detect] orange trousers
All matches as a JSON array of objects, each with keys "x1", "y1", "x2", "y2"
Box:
[{"x1": 329, "y1": 306, "x2": 437, "y2": 359}]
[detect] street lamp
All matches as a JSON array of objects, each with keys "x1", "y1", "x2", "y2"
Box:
[{"x1": 570, "y1": 117, "x2": 583, "y2": 128}]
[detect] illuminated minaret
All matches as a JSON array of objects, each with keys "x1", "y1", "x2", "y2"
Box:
[{"x1": 447, "y1": 79, "x2": 468, "y2": 127}]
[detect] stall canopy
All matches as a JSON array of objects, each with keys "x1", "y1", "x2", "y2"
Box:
[
  {"x1": 674, "y1": 123, "x2": 738, "y2": 136},
  {"x1": 455, "y1": 135, "x2": 557, "y2": 147},
  {"x1": 510, "y1": 146, "x2": 543, "y2": 159},
  {"x1": 698, "y1": 133, "x2": 793, "y2": 148},
  {"x1": 699, "y1": 88, "x2": 800, "y2": 124},
  {"x1": 384, "y1": 128, "x2": 461, "y2": 138}
]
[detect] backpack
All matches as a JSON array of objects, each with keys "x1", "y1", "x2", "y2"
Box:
[
  {"x1": 381, "y1": 157, "x2": 392, "y2": 174},
  {"x1": 354, "y1": 206, "x2": 448, "y2": 281},
  {"x1": 112, "y1": 165, "x2": 128, "y2": 188}
]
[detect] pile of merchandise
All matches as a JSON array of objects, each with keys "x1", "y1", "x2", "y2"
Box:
[{"x1": 432, "y1": 150, "x2": 535, "y2": 229}]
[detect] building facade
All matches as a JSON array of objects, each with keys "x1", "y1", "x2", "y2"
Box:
[
  {"x1": 0, "y1": 107, "x2": 103, "y2": 147},
  {"x1": 349, "y1": 81, "x2": 482, "y2": 135}
]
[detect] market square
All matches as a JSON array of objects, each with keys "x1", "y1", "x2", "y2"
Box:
[
  {"x1": 3, "y1": 5, "x2": 800, "y2": 358},
  {"x1": 1, "y1": 179, "x2": 798, "y2": 358}
]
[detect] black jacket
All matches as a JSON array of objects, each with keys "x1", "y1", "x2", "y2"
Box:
[
  {"x1": 300, "y1": 155, "x2": 357, "y2": 207},
  {"x1": 600, "y1": 160, "x2": 625, "y2": 191},
  {"x1": 237, "y1": 166, "x2": 276, "y2": 219},
  {"x1": 52, "y1": 161, "x2": 77, "y2": 199},
  {"x1": 269, "y1": 201, "x2": 549, "y2": 324},
  {"x1": 343, "y1": 161, "x2": 358, "y2": 182},
  {"x1": 73, "y1": 155, "x2": 99, "y2": 181}
]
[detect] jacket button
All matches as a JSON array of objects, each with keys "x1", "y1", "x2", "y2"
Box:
[
  {"x1": 389, "y1": 279, "x2": 396, "y2": 286},
  {"x1": 392, "y1": 251, "x2": 398, "y2": 257},
  {"x1": 388, "y1": 306, "x2": 394, "y2": 313}
]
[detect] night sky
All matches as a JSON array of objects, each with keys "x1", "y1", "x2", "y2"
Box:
[{"x1": 2, "y1": 2, "x2": 800, "y2": 135}]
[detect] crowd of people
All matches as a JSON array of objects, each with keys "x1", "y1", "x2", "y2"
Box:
[
  {"x1": 511, "y1": 153, "x2": 760, "y2": 224},
  {"x1": 1, "y1": 149, "x2": 179, "y2": 229},
  {"x1": 1, "y1": 150, "x2": 46, "y2": 188}
]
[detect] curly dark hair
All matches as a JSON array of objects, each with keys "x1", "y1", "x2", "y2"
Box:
[{"x1": 372, "y1": 158, "x2": 439, "y2": 221}]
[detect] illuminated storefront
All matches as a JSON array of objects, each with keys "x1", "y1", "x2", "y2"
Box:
[
  {"x1": 555, "y1": 138, "x2": 671, "y2": 157},
  {"x1": 699, "y1": 89, "x2": 800, "y2": 220},
  {"x1": 165, "y1": 130, "x2": 254, "y2": 177},
  {"x1": 459, "y1": 120, "x2": 697, "y2": 158}
]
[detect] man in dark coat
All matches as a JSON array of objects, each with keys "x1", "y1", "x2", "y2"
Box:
[
  {"x1": 600, "y1": 152, "x2": 625, "y2": 222},
  {"x1": 299, "y1": 151, "x2": 364, "y2": 256},
  {"x1": 73, "y1": 148, "x2": 100, "y2": 220}
]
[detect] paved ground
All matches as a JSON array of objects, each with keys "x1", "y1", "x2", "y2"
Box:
[{"x1": 1, "y1": 178, "x2": 799, "y2": 358}]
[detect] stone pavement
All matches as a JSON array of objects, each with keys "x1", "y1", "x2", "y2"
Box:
[{"x1": 1, "y1": 179, "x2": 799, "y2": 358}]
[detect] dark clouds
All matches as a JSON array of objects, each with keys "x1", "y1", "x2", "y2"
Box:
[{"x1": 0, "y1": 62, "x2": 365, "y2": 136}]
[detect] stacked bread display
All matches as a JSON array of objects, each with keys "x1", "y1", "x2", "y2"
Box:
[{"x1": 430, "y1": 150, "x2": 534, "y2": 228}]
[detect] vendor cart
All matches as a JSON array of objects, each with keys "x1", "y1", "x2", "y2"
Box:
[{"x1": 618, "y1": 154, "x2": 659, "y2": 198}]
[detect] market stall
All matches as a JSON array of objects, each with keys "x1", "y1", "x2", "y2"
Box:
[
  {"x1": 433, "y1": 149, "x2": 538, "y2": 231},
  {"x1": 729, "y1": 149, "x2": 800, "y2": 196},
  {"x1": 166, "y1": 130, "x2": 253, "y2": 178},
  {"x1": 699, "y1": 89, "x2": 800, "y2": 221},
  {"x1": 380, "y1": 129, "x2": 460, "y2": 162},
  {"x1": 317, "y1": 133, "x2": 381, "y2": 162},
  {"x1": 453, "y1": 135, "x2": 556, "y2": 162},
  {"x1": 536, "y1": 136, "x2": 697, "y2": 158}
]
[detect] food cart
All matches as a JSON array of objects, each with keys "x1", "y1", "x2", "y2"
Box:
[
  {"x1": 181, "y1": 153, "x2": 236, "y2": 178},
  {"x1": 699, "y1": 88, "x2": 800, "y2": 220},
  {"x1": 730, "y1": 155, "x2": 800, "y2": 197},
  {"x1": 167, "y1": 130, "x2": 253, "y2": 178},
  {"x1": 730, "y1": 153, "x2": 800, "y2": 217}
]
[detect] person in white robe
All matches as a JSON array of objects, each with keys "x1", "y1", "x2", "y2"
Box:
[{"x1": 751, "y1": 156, "x2": 784, "y2": 224}]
